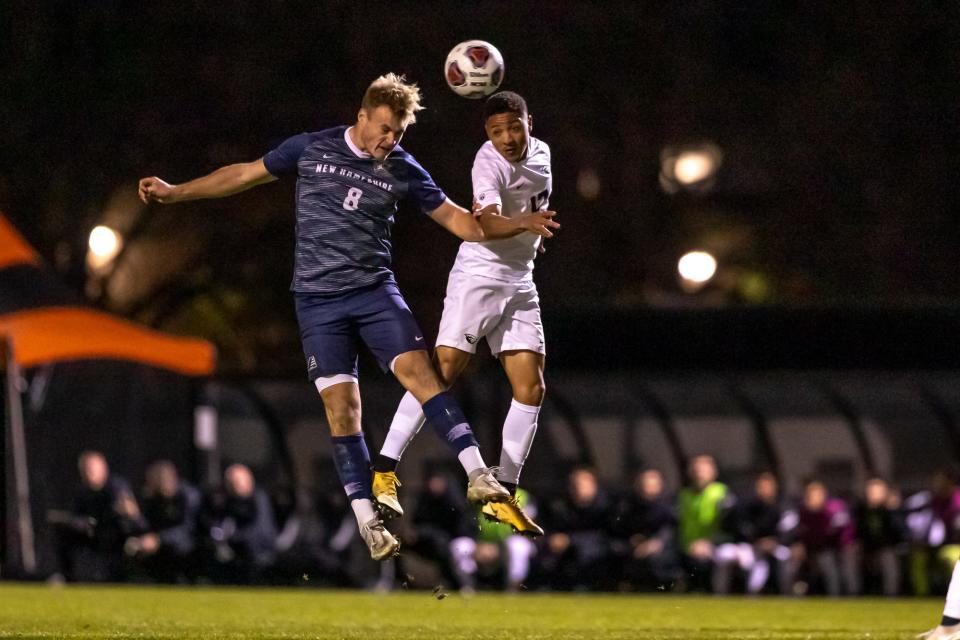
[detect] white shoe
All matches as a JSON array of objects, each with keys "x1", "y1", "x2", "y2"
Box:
[
  {"x1": 918, "y1": 625, "x2": 960, "y2": 640},
  {"x1": 466, "y1": 468, "x2": 511, "y2": 504},
  {"x1": 359, "y1": 517, "x2": 400, "y2": 561}
]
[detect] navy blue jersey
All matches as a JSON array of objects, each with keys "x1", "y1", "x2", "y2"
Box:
[{"x1": 263, "y1": 126, "x2": 447, "y2": 293}]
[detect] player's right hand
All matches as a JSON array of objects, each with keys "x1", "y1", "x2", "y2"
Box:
[
  {"x1": 138, "y1": 176, "x2": 177, "y2": 204},
  {"x1": 520, "y1": 210, "x2": 560, "y2": 238}
]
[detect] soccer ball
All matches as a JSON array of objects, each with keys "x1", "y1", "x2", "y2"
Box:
[{"x1": 444, "y1": 40, "x2": 504, "y2": 99}]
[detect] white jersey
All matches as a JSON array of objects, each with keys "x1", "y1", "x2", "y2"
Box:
[{"x1": 452, "y1": 137, "x2": 552, "y2": 282}]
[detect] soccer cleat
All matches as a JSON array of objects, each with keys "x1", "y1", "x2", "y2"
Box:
[
  {"x1": 372, "y1": 470, "x2": 404, "y2": 519},
  {"x1": 481, "y1": 497, "x2": 544, "y2": 537},
  {"x1": 918, "y1": 627, "x2": 960, "y2": 640},
  {"x1": 466, "y1": 468, "x2": 511, "y2": 504},
  {"x1": 359, "y1": 517, "x2": 400, "y2": 561}
]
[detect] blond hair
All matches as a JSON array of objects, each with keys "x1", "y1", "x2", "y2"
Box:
[{"x1": 362, "y1": 73, "x2": 423, "y2": 127}]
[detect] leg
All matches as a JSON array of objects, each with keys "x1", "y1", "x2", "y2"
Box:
[
  {"x1": 711, "y1": 543, "x2": 739, "y2": 595},
  {"x1": 920, "y1": 560, "x2": 960, "y2": 639},
  {"x1": 497, "y1": 349, "x2": 545, "y2": 493},
  {"x1": 392, "y1": 349, "x2": 505, "y2": 501},
  {"x1": 372, "y1": 347, "x2": 472, "y2": 518},
  {"x1": 449, "y1": 536, "x2": 478, "y2": 591},
  {"x1": 376, "y1": 346, "x2": 473, "y2": 471},
  {"x1": 504, "y1": 534, "x2": 537, "y2": 590},
  {"x1": 319, "y1": 380, "x2": 399, "y2": 561},
  {"x1": 816, "y1": 549, "x2": 842, "y2": 596}
]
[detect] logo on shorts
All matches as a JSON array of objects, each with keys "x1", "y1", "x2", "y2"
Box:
[
  {"x1": 307, "y1": 355, "x2": 318, "y2": 371},
  {"x1": 465, "y1": 333, "x2": 478, "y2": 345}
]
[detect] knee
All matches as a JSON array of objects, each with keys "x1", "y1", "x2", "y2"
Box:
[
  {"x1": 513, "y1": 381, "x2": 545, "y2": 407},
  {"x1": 326, "y1": 400, "x2": 361, "y2": 436}
]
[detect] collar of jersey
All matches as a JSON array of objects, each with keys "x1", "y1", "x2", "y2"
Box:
[{"x1": 344, "y1": 127, "x2": 373, "y2": 159}]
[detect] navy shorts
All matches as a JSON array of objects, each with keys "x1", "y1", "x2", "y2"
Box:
[{"x1": 294, "y1": 281, "x2": 427, "y2": 380}]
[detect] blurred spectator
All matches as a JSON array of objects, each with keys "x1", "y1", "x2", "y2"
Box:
[
  {"x1": 473, "y1": 488, "x2": 539, "y2": 591},
  {"x1": 854, "y1": 476, "x2": 906, "y2": 596},
  {"x1": 539, "y1": 466, "x2": 615, "y2": 590},
  {"x1": 677, "y1": 455, "x2": 730, "y2": 591},
  {"x1": 611, "y1": 469, "x2": 678, "y2": 591},
  {"x1": 52, "y1": 451, "x2": 147, "y2": 582},
  {"x1": 905, "y1": 469, "x2": 960, "y2": 595},
  {"x1": 790, "y1": 479, "x2": 857, "y2": 596},
  {"x1": 125, "y1": 460, "x2": 202, "y2": 583},
  {"x1": 398, "y1": 466, "x2": 477, "y2": 591},
  {"x1": 713, "y1": 471, "x2": 793, "y2": 595},
  {"x1": 203, "y1": 463, "x2": 278, "y2": 583}
]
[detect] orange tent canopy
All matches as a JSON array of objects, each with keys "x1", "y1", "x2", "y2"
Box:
[
  {"x1": 0, "y1": 214, "x2": 40, "y2": 269},
  {"x1": 0, "y1": 211, "x2": 215, "y2": 376},
  {"x1": 0, "y1": 307, "x2": 215, "y2": 377}
]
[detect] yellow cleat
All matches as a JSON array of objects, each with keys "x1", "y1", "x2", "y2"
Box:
[
  {"x1": 372, "y1": 470, "x2": 403, "y2": 519},
  {"x1": 481, "y1": 497, "x2": 544, "y2": 537}
]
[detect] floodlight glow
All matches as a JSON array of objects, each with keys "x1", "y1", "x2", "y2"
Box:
[
  {"x1": 673, "y1": 151, "x2": 716, "y2": 185},
  {"x1": 87, "y1": 225, "x2": 122, "y2": 270},
  {"x1": 678, "y1": 251, "x2": 717, "y2": 284}
]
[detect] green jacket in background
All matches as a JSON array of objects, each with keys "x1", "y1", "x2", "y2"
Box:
[{"x1": 677, "y1": 482, "x2": 729, "y2": 551}]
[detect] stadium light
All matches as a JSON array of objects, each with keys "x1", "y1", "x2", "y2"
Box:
[
  {"x1": 87, "y1": 225, "x2": 123, "y2": 270},
  {"x1": 678, "y1": 251, "x2": 717, "y2": 288},
  {"x1": 673, "y1": 151, "x2": 716, "y2": 185},
  {"x1": 659, "y1": 143, "x2": 722, "y2": 193}
]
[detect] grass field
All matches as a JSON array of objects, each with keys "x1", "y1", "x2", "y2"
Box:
[{"x1": 0, "y1": 584, "x2": 941, "y2": 639}]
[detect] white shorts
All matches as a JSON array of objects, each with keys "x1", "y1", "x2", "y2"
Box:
[{"x1": 435, "y1": 269, "x2": 545, "y2": 357}]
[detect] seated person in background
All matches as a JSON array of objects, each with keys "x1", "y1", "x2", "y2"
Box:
[
  {"x1": 790, "y1": 479, "x2": 857, "y2": 596},
  {"x1": 904, "y1": 469, "x2": 960, "y2": 596},
  {"x1": 855, "y1": 476, "x2": 906, "y2": 596},
  {"x1": 203, "y1": 463, "x2": 278, "y2": 583},
  {"x1": 473, "y1": 488, "x2": 539, "y2": 592},
  {"x1": 53, "y1": 450, "x2": 147, "y2": 582},
  {"x1": 612, "y1": 468, "x2": 678, "y2": 591},
  {"x1": 713, "y1": 471, "x2": 793, "y2": 595},
  {"x1": 677, "y1": 455, "x2": 730, "y2": 591},
  {"x1": 399, "y1": 466, "x2": 478, "y2": 592},
  {"x1": 540, "y1": 466, "x2": 615, "y2": 591},
  {"x1": 126, "y1": 460, "x2": 202, "y2": 583}
]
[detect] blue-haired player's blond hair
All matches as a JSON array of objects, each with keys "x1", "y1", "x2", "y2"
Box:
[{"x1": 362, "y1": 73, "x2": 423, "y2": 127}]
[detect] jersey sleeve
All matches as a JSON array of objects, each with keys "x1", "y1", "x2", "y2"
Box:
[
  {"x1": 262, "y1": 133, "x2": 312, "y2": 176},
  {"x1": 404, "y1": 156, "x2": 448, "y2": 214},
  {"x1": 471, "y1": 145, "x2": 505, "y2": 209}
]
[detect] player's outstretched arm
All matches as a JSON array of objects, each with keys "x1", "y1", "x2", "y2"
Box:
[
  {"x1": 476, "y1": 204, "x2": 559, "y2": 240},
  {"x1": 428, "y1": 200, "x2": 559, "y2": 242},
  {"x1": 138, "y1": 159, "x2": 276, "y2": 205}
]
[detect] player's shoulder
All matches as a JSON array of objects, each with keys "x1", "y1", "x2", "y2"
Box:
[
  {"x1": 473, "y1": 141, "x2": 507, "y2": 170},
  {"x1": 528, "y1": 136, "x2": 551, "y2": 158},
  {"x1": 474, "y1": 140, "x2": 501, "y2": 160}
]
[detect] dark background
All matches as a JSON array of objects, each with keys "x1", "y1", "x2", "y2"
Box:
[{"x1": 3, "y1": 1, "x2": 959, "y2": 375}]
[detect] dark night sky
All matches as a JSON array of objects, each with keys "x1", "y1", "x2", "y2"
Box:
[{"x1": 2, "y1": 1, "x2": 959, "y2": 373}]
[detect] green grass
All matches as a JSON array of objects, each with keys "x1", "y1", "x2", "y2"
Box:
[{"x1": 0, "y1": 584, "x2": 942, "y2": 639}]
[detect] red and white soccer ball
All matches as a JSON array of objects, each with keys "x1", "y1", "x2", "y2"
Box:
[{"x1": 444, "y1": 40, "x2": 504, "y2": 99}]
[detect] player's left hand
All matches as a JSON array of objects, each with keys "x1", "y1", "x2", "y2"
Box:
[{"x1": 519, "y1": 210, "x2": 559, "y2": 238}]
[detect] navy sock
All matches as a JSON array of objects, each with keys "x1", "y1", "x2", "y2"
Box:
[
  {"x1": 942, "y1": 616, "x2": 960, "y2": 627},
  {"x1": 422, "y1": 391, "x2": 479, "y2": 453},
  {"x1": 331, "y1": 434, "x2": 373, "y2": 501}
]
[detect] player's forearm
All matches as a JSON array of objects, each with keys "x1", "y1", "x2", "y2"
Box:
[
  {"x1": 477, "y1": 212, "x2": 526, "y2": 239},
  {"x1": 171, "y1": 162, "x2": 270, "y2": 202}
]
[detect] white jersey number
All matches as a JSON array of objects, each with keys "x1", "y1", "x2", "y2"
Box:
[{"x1": 343, "y1": 187, "x2": 363, "y2": 211}]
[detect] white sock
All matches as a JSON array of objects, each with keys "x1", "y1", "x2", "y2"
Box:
[
  {"x1": 498, "y1": 399, "x2": 540, "y2": 485},
  {"x1": 945, "y1": 561, "x2": 960, "y2": 619},
  {"x1": 458, "y1": 446, "x2": 486, "y2": 476},
  {"x1": 351, "y1": 498, "x2": 376, "y2": 527},
  {"x1": 380, "y1": 391, "x2": 426, "y2": 461}
]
